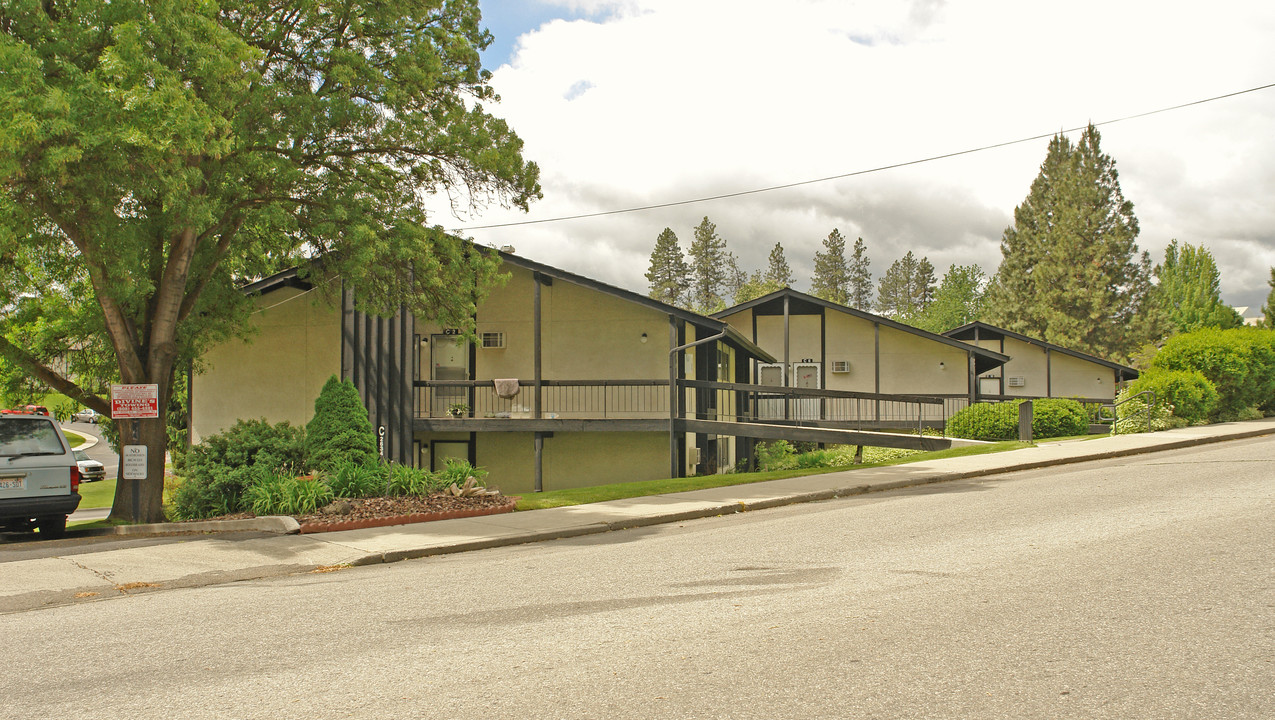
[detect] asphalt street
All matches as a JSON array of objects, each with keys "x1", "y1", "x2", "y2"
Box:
[{"x1": 1, "y1": 436, "x2": 1271, "y2": 719}]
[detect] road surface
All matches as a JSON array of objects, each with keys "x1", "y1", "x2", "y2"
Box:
[{"x1": 2, "y1": 437, "x2": 1271, "y2": 719}]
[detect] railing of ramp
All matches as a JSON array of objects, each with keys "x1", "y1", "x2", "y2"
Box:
[{"x1": 678, "y1": 379, "x2": 947, "y2": 435}]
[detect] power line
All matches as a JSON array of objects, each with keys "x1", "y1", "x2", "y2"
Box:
[{"x1": 454, "y1": 82, "x2": 1275, "y2": 232}]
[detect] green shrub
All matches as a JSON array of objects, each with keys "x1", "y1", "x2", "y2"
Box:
[
  {"x1": 244, "y1": 472, "x2": 334, "y2": 516},
  {"x1": 1113, "y1": 387, "x2": 1186, "y2": 434},
  {"x1": 325, "y1": 459, "x2": 388, "y2": 498},
  {"x1": 386, "y1": 463, "x2": 435, "y2": 497},
  {"x1": 946, "y1": 402, "x2": 1018, "y2": 441},
  {"x1": 1150, "y1": 327, "x2": 1275, "y2": 421},
  {"x1": 1127, "y1": 369, "x2": 1218, "y2": 424},
  {"x1": 171, "y1": 419, "x2": 306, "y2": 520},
  {"x1": 756, "y1": 440, "x2": 798, "y2": 471},
  {"x1": 437, "y1": 457, "x2": 489, "y2": 486},
  {"x1": 305, "y1": 376, "x2": 377, "y2": 471},
  {"x1": 948, "y1": 399, "x2": 1089, "y2": 441},
  {"x1": 1030, "y1": 398, "x2": 1090, "y2": 438}
]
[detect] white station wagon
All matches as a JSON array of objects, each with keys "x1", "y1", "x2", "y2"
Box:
[{"x1": 0, "y1": 412, "x2": 82, "y2": 538}]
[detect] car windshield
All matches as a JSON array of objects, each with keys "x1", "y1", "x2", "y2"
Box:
[
  {"x1": 0, "y1": 418, "x2": 66, "y2": 456},
  {"x1": 74, "y1": 449, "x2": 90, "y2": 461}
]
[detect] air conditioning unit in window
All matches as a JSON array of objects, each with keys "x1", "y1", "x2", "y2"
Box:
[
  {"x1": 1007, "y1": 376, "x2": 1026, "y2": 387},
  {"x1": 480, "y1": 332, "x2": 505, "y2": 349},
  {"x1": 831, "y1": 361, "x2": 851, "y2": 373}
]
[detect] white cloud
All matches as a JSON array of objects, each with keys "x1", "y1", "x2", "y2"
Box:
[{"x1": 452, "y1": 0, "x2": 1275, "y2": 309}]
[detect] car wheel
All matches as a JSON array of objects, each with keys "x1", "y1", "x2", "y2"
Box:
[{"x1": 37, "y1": 515, "x2": 67, "y2": 539}]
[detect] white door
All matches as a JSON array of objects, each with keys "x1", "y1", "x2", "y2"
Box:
[{"x1": 431, "y1": 335, "x2": 469, "y2": 416}]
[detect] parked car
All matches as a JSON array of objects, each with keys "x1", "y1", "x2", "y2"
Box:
[
  {"x1": 0, "y1": 412, "x2": 81, "y2": 538},
  {"x1": 70, "y1": 408, "x2": 99, "y2": 424},
  {"x1": 2, "y1": 404, "x2": 51, "y2": 416},
  {"x1": 72, "y1": 449, "x2": 106, "y2": 483}
]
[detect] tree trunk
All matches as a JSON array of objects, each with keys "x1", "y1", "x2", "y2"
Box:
[{"x1": 108, "y1": 409, "x2": 170, "y2": 524}]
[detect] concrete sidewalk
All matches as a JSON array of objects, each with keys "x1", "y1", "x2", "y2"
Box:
[{"x1": 4, "y1": 418, "x2": 1274, "y2": 613}]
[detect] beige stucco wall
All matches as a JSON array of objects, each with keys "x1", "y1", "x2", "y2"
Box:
[
  {"x1": 999, "y1": 337, "x2": 1049, "y2": 397},
  {"x1": 418, "y1": 430, "x2": 669, "y2": 494},
  {"x1": 754, "y1": 314, "x2": 822, "y2": 368},
  {"x1": 877, "y1": 325, "x2": 970, "y2": 395},
  {"x1": 822, "y1": 310, "x2": 878, "y2": 393},
  {"x1": 959, "y1": 336, "x2": 1118, "y2": 401},
  {"x1": 1049, "y1": 351, "x2": 1117, "y2": 400},
  {"x1": 415, "y1": 264, "x2": 670, "y2": 382},
  {"x1": 191, "y1": 287, "x2": 341, "y2": 443}
]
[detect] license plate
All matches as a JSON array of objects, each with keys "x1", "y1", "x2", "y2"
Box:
[{"x1": 0, "y1": 477, "x2": 24, "y2": 491}]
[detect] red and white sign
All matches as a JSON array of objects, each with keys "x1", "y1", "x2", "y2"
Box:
[{"x1": 111, "y1": 384, "x2": 160, "y2": 419}]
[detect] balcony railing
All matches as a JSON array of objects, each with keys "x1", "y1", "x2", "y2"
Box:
[{"x1": 414, "y1": 379, "x2": 669, "y2": 420}]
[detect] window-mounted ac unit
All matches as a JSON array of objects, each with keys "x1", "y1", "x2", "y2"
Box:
[
  {"x1": 1007, "y1": 376, "x2": 1026, "y2": 387},
  {"x1": 831, "y1": 361, "x2": 851, "y2": 373},
  {"x1": 480, "y1": 332, "x2": 505, "y2": 349}
]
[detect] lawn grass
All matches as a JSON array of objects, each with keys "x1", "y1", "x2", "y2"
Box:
[
  {"x1": 64, "y1": 429, "x2": 88, "y2": 447},
  {"x1": 77, "y1": 477, "x2": 118, "y2": 509},
  {"x1": 514, "y1": 440, "x2": 1032, "y2": 511}
]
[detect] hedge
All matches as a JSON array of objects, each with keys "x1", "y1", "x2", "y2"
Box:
[{"x1": 947, "y1": 398, "x2": 1089, "y2": 441}]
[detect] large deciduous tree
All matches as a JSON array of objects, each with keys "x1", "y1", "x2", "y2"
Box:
[
  {"x1": 983, "y1": 124, "x2": 1160, "y2": 360},
  {"x1": 1153, "y1": 240, "x2": 1241, "y2": 333},
  {"x1": 912, "y1": 264, "x2": 987, "y2": 333},
  {"x1": 0, "y1": 0, "x2": 540, "y2": 522},
  {"x1": 645, "y1": 227, "x2": 690, "y2": 307}
]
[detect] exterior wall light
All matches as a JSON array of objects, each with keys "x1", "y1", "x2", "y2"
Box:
[
  {"x1": 938, "y1": 361, "x2": 946, "y2": 370},
  {"x1": 640, "y1": 332, "x2": 648, "y2": 343}
]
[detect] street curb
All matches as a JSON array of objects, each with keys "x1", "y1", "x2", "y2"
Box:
[{"x1": 341, "y1": 423, "x2": 1275, "y2": 566}]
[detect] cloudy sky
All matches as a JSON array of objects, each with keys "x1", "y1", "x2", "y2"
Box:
[{"x1": 447, "y1": 0, "x2": 1275, "y2": 313}]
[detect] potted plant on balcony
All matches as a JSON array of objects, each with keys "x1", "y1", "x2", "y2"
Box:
[{"x1": 447, "y1": 402, "x2": 469, "y2": 418}]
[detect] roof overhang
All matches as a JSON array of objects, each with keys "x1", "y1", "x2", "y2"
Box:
[{"x1": 944, "y1": 321, "x2": 1139, "y2": 380}]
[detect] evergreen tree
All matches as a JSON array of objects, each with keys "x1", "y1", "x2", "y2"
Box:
[
  {"x1": 876, "y1": 251, "x2": 937, "y2": 322},
  {"x1": 1263, "y1": 269, "x2": 1275, "y2": 328},
  {"x1": 305, "y1": 376, "x2": 377, "y2": 472},
  {"x1": 876, "y1": 252, "x2": 921, "y2": 320},
  {"x1": 913, "y1": 264, "x2": 987, "y2": 333},
  {"x1": 645, "y1": 227, "x2": 691, "y2": 307},
  {"x1": 764, "y1": 242, "x2": 795, "y2": 288},
  {"x1": 848, "y1": 237, "x2": 873, "y2": 310},
  {"x1": 811, "y1": 229, "x2": 851, "y2": 305},
  {"x1": 687, "y1": 216, "x2": 731, "y2": 313},
  {"x1": 1153, "y1": 240, "x2": 1242, "y2": 333},
  {"x1": 733, "y1": 270, "x2": 777, "y2": 304},
  {"x1": 984, "y1": 124, "x2": 1163, "y2": 360}
]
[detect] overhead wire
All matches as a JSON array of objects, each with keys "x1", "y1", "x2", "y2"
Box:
[{"x1": 453, "y1": 82, "x2": 1275, "y2": 232}]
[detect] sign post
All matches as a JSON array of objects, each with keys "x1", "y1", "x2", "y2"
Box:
[{"x1": 111, "y1": 384, "x2": 160, "y2": 520}]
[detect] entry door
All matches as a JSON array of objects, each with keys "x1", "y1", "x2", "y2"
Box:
[
  {"x1": 431, "y1": 440, "x2": 472, "y2": 472},
  {"x1": 431, "y1": 335, "x2": 470, "y2": 416},
  {"x1": 792, "y1": 362, "x2": 821, "y2": 420}
]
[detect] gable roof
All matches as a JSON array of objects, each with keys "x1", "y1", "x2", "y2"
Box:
[
  {"x1": 713, "y1": 287, "x2": 1010, "y2": 374},
  {"x1": 244, "y1": 249, "x2": 775, "y2": 363},
  {"x1": 943, "y1": 321, "x2": 1138, "y2": 379}
]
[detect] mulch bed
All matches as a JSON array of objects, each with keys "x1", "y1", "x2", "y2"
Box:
[{"x1": 177, "y1": 493, "x2": 517, "y2": 534}]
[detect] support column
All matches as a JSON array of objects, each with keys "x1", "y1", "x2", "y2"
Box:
[
  {"x1": 533, "y1": 272, "x2": 543, "y2": 419},
  {"x1": 534, "y1": 432, "x2": 544, "y2": 493},
  {"x1": 1045, "y1": 347, "x2": 1052, "y2": 398},
  {"x1": 968, "y1": 350, "x2": 977, "y2": 405},
  {"x1": 669, "y1": 315, "x2": 679, "y2": 479}
]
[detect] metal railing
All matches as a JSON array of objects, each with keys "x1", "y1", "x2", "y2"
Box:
[
  {"x1": 679, "y1": 379, "x2": 947, "y2": 435},
  {"x1": 414, "y1": 379, "x2": 670, "y2": 419},
  {"x1": 1098, "y1": 390, "x2": 1156, "y2": 434}
]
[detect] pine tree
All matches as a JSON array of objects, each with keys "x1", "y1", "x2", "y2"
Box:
[
  {"x1": 687, "y1": 216, "x2": 731, "y2": 313},
  {"x1": 848, "y1": 237, "x2": 873, "y2": 310},
  {"x1": 1153, "y1": 240, "x2": 1242, "y2": 333},
  {"x1": 876, "y1": 251, "x2": 922, "y2": 320},
  {"x1": 876, "y1": 251, "x2": 937, "y2": 322},
  {"x1": 984, "y1": 124, "x2": 1163, "y2": 359},
  {"x1": 811, "y1": 229, "x2": 851, "y2": 305},
  {"x1": 645, "y1": 227, "x2": 691, "y2": 307},
  {"x1": 764, "y1": 242, "x2": 794, "y2": 288}
]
